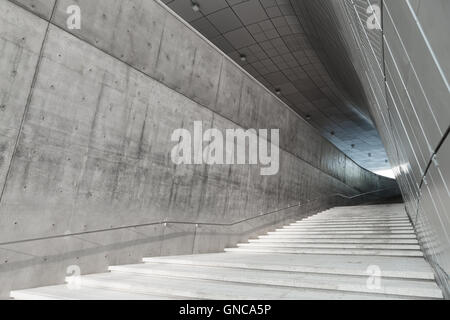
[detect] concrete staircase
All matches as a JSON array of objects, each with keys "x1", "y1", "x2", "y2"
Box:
[{"x1": 10, "y1": 204, "x2": 444, "y2": 300}]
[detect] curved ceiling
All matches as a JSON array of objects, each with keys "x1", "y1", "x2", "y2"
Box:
[{"x1": 162, "y1": 0, "x2": 391, "y2": 172}]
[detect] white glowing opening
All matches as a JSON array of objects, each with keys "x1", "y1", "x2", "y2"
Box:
[{"x1": 374, "y1": 169, "x2": 395, "y2": 179}]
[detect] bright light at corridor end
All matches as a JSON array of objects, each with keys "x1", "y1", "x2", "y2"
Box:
[{"x1": 374, "y1": 169, "x2": 395, "y2": 179}]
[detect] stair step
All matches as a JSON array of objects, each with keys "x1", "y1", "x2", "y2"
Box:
[
  {"x1": 261, "y1": 234, "x2": 417, "y2": 239},
  {"x1": 68, "y1": 272, "x2": 407, "y2": 300},
  {"x1": 270, "y1": 230, "x2": 415, "y2": 235},
  {"x1": 240, "y1": 243, "x2": 421, "y2": 250},
  {"x1": 282, "y1": 226, "x2": 413, "y2": 231},
  {"x1": 303, "y1": 213, "x2": 404, "y2": 217},
  {"x1": 10, "y1": 285, "x2": 186, "y2": 300},
  {"x1": 225, "y1": 247, "x2": 424, "y2": 257},
  {"x1": 307, "y1": 213, "x2": 408, "y2": 216},
  {"x1": 143, "y1": 253, "x2": 436, "y2": 279},
  {"x1": 10, "y1": 204, "x2": 442, "y2": 300},
  {"x1": 267, "y1": 229, "x2": 415, "y2": 236},
  {"x1": 292, "y1": 221, "x2": 412, "y2": 227},
  {"x1": 286, "y1": 222, "x2": 410, "y2": 227},
  {"x1": 302, "y1": 217, "x2": 410, "y2": 222},
  {"x1": 253, "y1": 238, "x2": 419, "y2": 244},
  {"x1": 109, "y1": 263, "x2": 442, "y2": 299}
]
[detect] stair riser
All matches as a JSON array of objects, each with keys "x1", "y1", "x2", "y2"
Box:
[
  {"x1": 306, "y1": 214, "x2": 408, "y2": 217},
  {"x1": 289, "y1": 222, "x2": 413, "y2": 228},
  {"x1": 254, "y1": 239, "x2": 419, "y2": 244},
  {"x1": 303, "y1": 217, "x2": 409, "y2": 221},
  {"x1": 270, "y1": 231, "x2": 415, "y2": 235},
  {"x1": 109, "y1": 268, "x2": 441, "y2": 299},
  {"x1": 240, "y1": 244, "x2": 421, "y2": 250},
  {"x1": 279, "y1": 230, "x2": 415, "y2": 233},
  {"x1": 141, "y1": 260, "x2": 435, "y2": 280},
  {"x1": 307, "y1": 216, "x2": 408, "y2": 218},
  {"x1": 295, "y1": 220, "x2": 410, "y2": 224},
  {"x1": 73, "y1": 277, "x2": 401, "y2": 300},
  {"x1": 74, "y1": 279, "x2": 252, "y2": 300},
  {"x1": 282, "y1": 227, "x2": 414, "y2": 231},
  {"x1": 225, "y1": 248, "x2": 424, "y2": 257},
  {"x1": 261, "y1": 235, "x2": 417, "y2": 239},
  {"x1": 10, "y1": 204, "x2": 442, "y2": 301}
]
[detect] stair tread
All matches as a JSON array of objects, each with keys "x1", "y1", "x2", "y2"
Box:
[
  {"x1": 288, "y1": 224, "x2": 412, "y2": 228},
  {"x1": 10, "y1": 285, "x2": 186, "y2": 300},
  {"x1": 302, "y1": 218, "x2": 410, "y2": 222},
  {"x1": 240, "y1": 242, "x2": 421, "y2": 250},
  {"x1": 143, "y1": 252, "x2": 435, "y2": 279},
  {"x1": 293, "y1": 221, "x2": 412, "y2": 225},
  {"x1": 10, "y1": 204, "x2": 442, "y2": 300},
  {"x1": 109, "y1": 263, "x2": 442, "y2": 298},
  {"x1": 226, "y1": 247, "x2": 424, "y2": 257},
  {"x1": 282, "y1": 227, "x2": 413, "y2": 231},
  {"x1": 255, "y1": 238, "x2": 419, "y2": 244},
  {"x1": 261, "y1": 234, "x2": 417, "y2": 239},
  {"x1": 269, "y1": 235, "x2": 417, "y2": 238},
  {"x1": 64, "y1": 271, "x2": 421, "y2": 300},
  {"x1": 270, "y1": 230, "x2": 415, "y2": 234}
]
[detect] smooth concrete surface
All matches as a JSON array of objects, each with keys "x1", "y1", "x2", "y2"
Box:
[
  {"x1": 0, "y1": 0, "x2": 399, "y2": 298},
  {"x1": 11, "y1": 205, "x2": 443, "y2": 300}
]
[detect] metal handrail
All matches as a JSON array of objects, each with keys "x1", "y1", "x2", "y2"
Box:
[
  {"x1": 0, "y1": 187, "x2": 397, "y2": 246},
  {"x1": 162, "y1": 186, "x2": 397, "y2": 227}
]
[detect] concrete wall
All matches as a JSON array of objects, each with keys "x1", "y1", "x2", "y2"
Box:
[
  {"x1": 0, "y1": 0, "x2": 397, "y2": 298},
  {"x1": 383, "y1": 0, "x2": 450, "y2": 296},
  {"x1": 298, "y1": 0, "x2": 449, "y2": 295}
]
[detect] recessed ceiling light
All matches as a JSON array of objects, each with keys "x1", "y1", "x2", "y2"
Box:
[{"x1": 192, "y1": 3, "x2": 200, "y2": 12}]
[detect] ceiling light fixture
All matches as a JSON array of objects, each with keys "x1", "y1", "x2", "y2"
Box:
[{"x1": 192, "y1": 2, "x2": 200, "y2": 12}]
